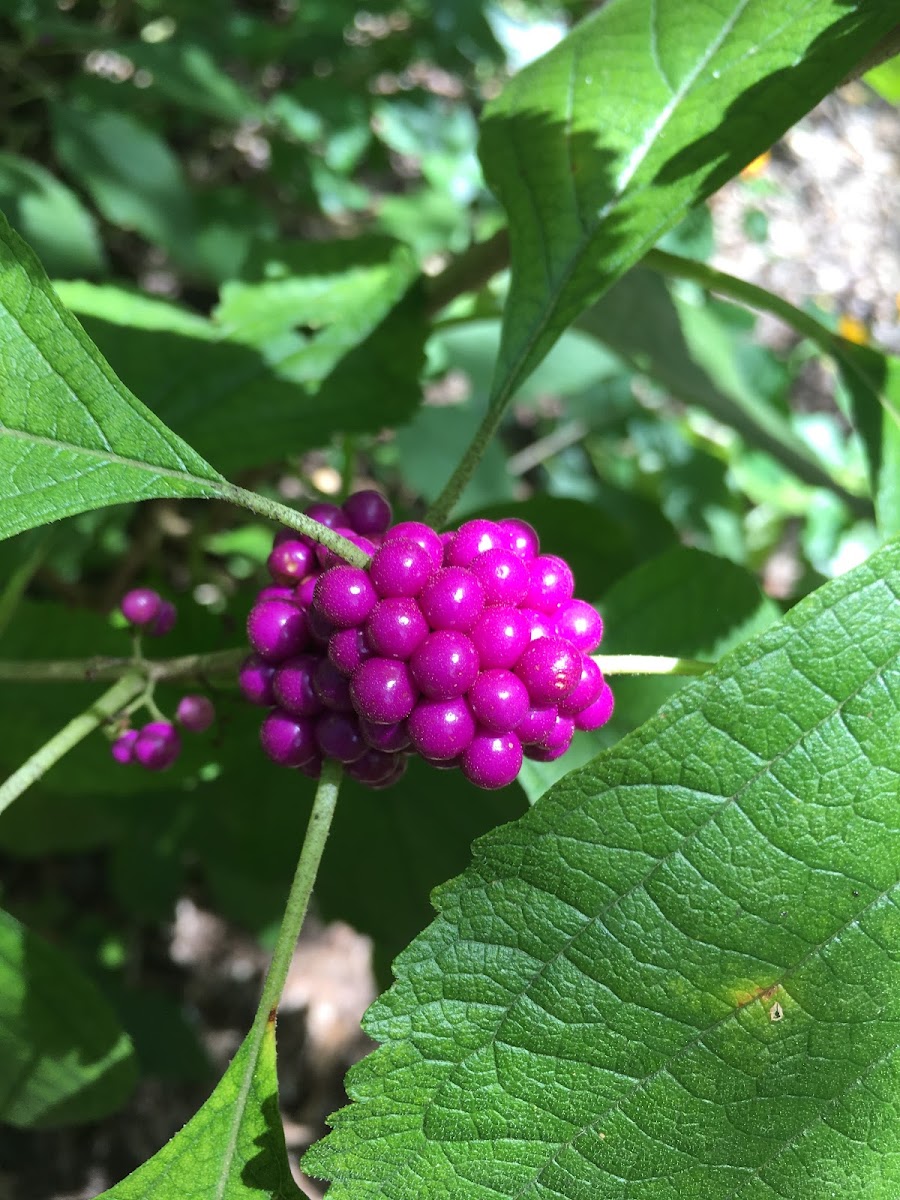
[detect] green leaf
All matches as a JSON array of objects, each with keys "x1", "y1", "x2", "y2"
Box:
[
  {"x1": 837, "y1": 344, "x2": 900, "y2": 537},
  {"x1": 0, "y1": 215, "x2": 224, "y2": 540},
  {"x1": 0, "y1": 153, "x2": 106, "y2": 277},
  {"x1": 99, "y1": 1017, "x2": 301, "y2": 1199},
  {"x1": 0, "y1": 907, "x2": 136, "y2": 1127},
  {"x1": 307, "y1": 537, "x2": 900, "y2": 1197},
  {"x1": 479, "y1": 0, "x2": 897, "y2": 407}
]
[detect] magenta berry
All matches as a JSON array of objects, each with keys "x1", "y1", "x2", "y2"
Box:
[
  {"x1": 469, "y1": 547, "x2": 529, "y2": 607},
  {"x1": 294, "y1": 575, "x2": 319, "y2": 608},
  {"x1": 515, "y1": 636, "x2": 581, "y2": 705},
  {"x1": 499, "y1": 517, "x2": 540, "y2": 562},
  {"x1": 359, "y1": 717, "x2": 411, "y2": 753},
  {"x1": 555, "y1": 598, "x2": 603, "y2": 653},
  {"x1": 445, "y1": 519, "x2": 506, "y2": 568},
  {"x1": 382, "y1": 521, "x2": 444, "y2": 569},
  {"x1": 365, "y1": 597, "x2": 429, "y2": 659},
  {"x1": 558, "y1": 655, "x2": 604, "y2": 717},
  {"x1": 267, "y1": 539, "x2": 314, "y2": 584},
  {"x1": 369, "y1": 538, "x2": 434, "y2": 598},
  {"x1": 313, "y1": 565, "x2": 377, "y2": 628},
  {"x1": 248, "y1": 598, "x2": 309, "y2": 662},
  {"x1": 312, "y1": 658, "x2": 354, "y2": 712},
  {"x1": 520, "y1": 607, "x2": 556, "y2": 643},
  {"x1": 134, "y1": 721, "x2": 181, "y2": 771},
  {"x1": 525, "y1": 554, "x2": 575, "y2": 613},
  {"x1": 468, "y1": 669, "x2": 530, "y2": 733},
  {"x1": 460, "y1": 732, "x2": 523, "y2": 790},
  {"x1": 273, "y1": 655, "x2": 323, "y2": 717},
  {"x1": 257, "y1": 585, "x2": 296, "y2": 603},
  {"x1": 120, "y1": 588, "x2": 162, "y2": 627},
  {"x1": 526, "y1": 714, "x2": 575, "y2": 762},
  {"x1": 147, "y1": 599, "x2": 177, "y2": 637},
  {"x1": 315, "y1": 712, "x2": 367, "y2": 763},
  {"x1": 304, "y1": 501, "x2": 345, "y2": 530},
  {"x1": 574, "y1": 683, "x2": 615, "y2": 731},
  {"x1": 345, "y1": 748, "x2": 404, "y2": 785},
  {"x1": 342, "y1": 489, "x2": 392, "y2": 536},
  {"x1": 239, "y1": 654, "x2": 277, "y2": 706},
  {"x1": 111, "y1": 729, "x2": 138, "y2": 764},
  {"x1": 350, "y1": 658, "x2": 418, "y2": 724},
  {"x1": 260, "y1": 709, "x2": 318, "y2": 767},
  {"x1": 516, "y1": 705, "x2": 558, "y2": 746},
  {"x1": 418, "y1": 567, "x2": 484, "y2": 632},
  {"x1": 409, "y1": 629, "x2": 479, "y2": 700},
  {"x1": 407, "y1": 697, "x2": 476, "y2": 760},
  {"x1": 328, "y1": 627, "x2": 371, "y2": 676},
  {"x1": 470, "y1": 606, "x2": 530, "y2": 670},
  {"x1": 316, "y1": 527, "x2": 377, "y2": 571},
  {"x1": 176, "y1": 694, "x2": 215, "y2": 733}
]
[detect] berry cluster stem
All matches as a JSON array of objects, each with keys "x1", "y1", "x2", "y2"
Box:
[
  {"x1": 0, "y1": 671, "x2": 145, "y2": 818},
  {"x1": 594, "y1": 655, "x2": 713, "y2": 676},
  {"x1": 218, "y1": 484, "x2": 371, "y2": 567},
  {"x1": 0, "y1": 646, "x2": 245, "y2": 684}
]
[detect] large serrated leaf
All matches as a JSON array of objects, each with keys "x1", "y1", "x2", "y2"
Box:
[
  {"x1": 306, "y1": 538, "x2": 900, "y2": 1197},
  {"x1": 0, "y1": 907, "x2": 136, "y2": 1128},
  {"x1": 0, "y1": 214, "x2": 224, "y2": 540},
  {"x1": 479, "y1": 0, "x2": 898, "y2": 408}
]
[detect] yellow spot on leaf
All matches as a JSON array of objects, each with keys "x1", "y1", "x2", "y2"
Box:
[{"x1": 740, "y1": 151, "x2": 771, "y2": 180}]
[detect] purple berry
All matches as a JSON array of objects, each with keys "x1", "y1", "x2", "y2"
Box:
[
  {"x1": 409, "y1": 629, "x2": 479, "y2": 699},
  {"x1": 470, "y1": 607, "x2": 530, "y2": 670},
  {"x1": 383, "y1": 521, "x2": 444, "y2": 569},
  {"x1": 525, "y1": 714, "x2": 575, "y2": 762},
  {"x1": 111, "y1": 729, "x2": 138, "y2": 764},
  {"x1": 515, "y1": 636, "x2": 581, "y2": 705},
  {"x1": 574, "y1": 683, "x2": 614, "y2": 731},
  {"x1": 307, "y1": 605, "x2": 336, "y2": 645},
  {"x1": 313, "y1": 565, "x2": 377, "y2": 628},
  {"x1": 521, "y1": 608, "x2": 557, "y2": 643},
  {"x1": 294, "y1": 575, "x2": 319, "y2": 609},
  {"x1": 248, "y1": 598, "x2": 309, "y2": 662},
  {"x1": 239, "y1": 654, "x2": 277, "y2": 706},
  {"x1": 328, "y1": 627, "x2": 371, "y2": 676},
  {"x1": 525, "y1": 555, "x2": 575, "y2": 613},
  {"x1": 313, "y1": 658, "x2": 354, "y2": 712},
  {"x1": 316, "y1": 527, "x2": 377, "y2": 571},
  {"x1": 343, "y1": 489, "x2": 392, "y2": 536},
  {"x1": 445, "y1": 519, "x2": 506, "y2": 568},
  {"x1": 273, "y1": 655, "x2": 323, "y2": 717},
  {"x1": 134, "y1": 721, "x2": 181, "y2": 771},
  {"x1": 558, "y1": 656, "x2": 604, "y2": 717},
  {"x1": 499, "y1": 518, "x2": 540, "y2": 562},
  {"x1": 350, "y1": 658, "x2": 418, "y2": 724},
  {"x1": 365, "y1": 597, "x2": 429, "y2": 659},
  {"x1": 359, "y1": 717, "x2": 411, "y2": 753},
  {"x1": 257, "y1": 585, "x2": 297, "y2": 603},
  {"x1": 304, "y1": 501, "x2": 345, "y2": 531},
  {"x1": 120, "y1": 588, "x2": 162, "y2": 627},
  {"x1": 555, "y1": 599, "x2": 603, "y2": 653},
  {"x1": 469, "y1": 548, "x2": 529, "y2": 607},
  {"x1": 369, "y1": 538, "x2": 434, "y2": 598},
  {"x1": 345, "y1": 748, "x2": 403, "y2": 785},
  {"x1": 516, "y1": 705, "x2": 558, "y2": 746},
  {"x1": 468, "y1": 669, "x2": 530, "y2": 733},
  {"x1": 176, "y1": 694, "x2": 215, "y2": 733},
  {"x1": 315, "y1": 712, "x2": 367, "y2": 763},
  {"x1": 418, "y1": 567, "x2": 484, "y2": 632},
  {"x1": 370, "y1": 756, "x2": 408, "y2": 790},
  {"x1": 147, "y1": 600, "x2": 177, "y2": 637},
  {"x1": 407, "y1": 697, "x2": 476, "y2": 760},
  {"x1": 260, "y1": 709, "x2": 318, "y2": 767},
  {"x1": 460, "y1": 732, "x2": 523, "y2": 790},
  {"x1": 267, "y1": 539, "x2": 315, "y2": 585}
]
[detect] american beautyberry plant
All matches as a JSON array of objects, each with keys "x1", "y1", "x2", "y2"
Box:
[{"x1": 0, "y1": 2, "x2": 898, "y2": 1197}]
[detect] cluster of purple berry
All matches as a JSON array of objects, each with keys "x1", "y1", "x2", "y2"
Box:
[
  {"x1": 240, "y1": 491, "x2": 613, "y2": 790},
  {"x1": 110, "y1": 589, "x2": 216, "y2": 771}
]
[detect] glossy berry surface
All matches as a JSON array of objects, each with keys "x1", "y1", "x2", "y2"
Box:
[
  {"x1": 316, "y1": 528, "x2": 377, "y2": 571},
  {"x1": 303, "y1": 502, "x2": 344, "y2": 531},
  {"x1": 499, "y1": 517, "x2": 540, "y2": 562},
  {"x1": 312, "y1": 658, "x2": 354, "y2": 711},
  {"x1": 515, "y1": 636, "x2": 581, "y2": 705},
  {"x1": 525, "y1": 714, "x2": 575, "y2": 762},
  {"x1": 147, "y1": 599, "x2": 177, "y2": 637},
  {"x1": 369, "y1": 539, "x2": 433, "y2": 598},
  {"x1": 365, "y1": 597, "x2": 429, "y2": 659},
  {"x1": 575, "y1": 683, "x2": 615, "y2": 731},
  {"x1": 350, "y1": 658, "x2": 418, "y2": 724},
  {"x1": 407, "y1": 697, "x2": 475, "y2": 760},
  {"x1": 558, "y1": 656, "x2": 604, "y2": 717},
  {"x1": 313, "y1": 565, "x2": 377, "y2": 628},
  {"x1": 525, "y1": 554, "x2": 575, "y2": 613},
  {"x1": 359, "y1": 717, "x2": 411, "y2": 753},
  {"x1": 260, "y1": 710, "x2": 317, "y2": 767},
  {"x1": 468, "y1": 669, "x2": 530, "y2": 733},
  {"x1": 315, "y1": 712, "x2": 367, "y2": 763},
  {"x1": 516, "y1": 705, "x2": 558, "y2": 746},
  {"x1": 111, "y1": 729, "x2": 139, "y2": 764},
  {"x1": 410, "y1": 630, "x2": 479, "y2": 700},
  {"x1": 382, "y1": 521, "x2": 444, "y2": 569},
  {"x1": 273, "y1": 655, "x2": 322, "y2": 717},
  {"x1": 120, "y1": 588, "x2": 162, "y2": 627},
  {"x1": 267, "y1": 539, "x2": 314, "y2": 584},
  {"x1": 342, "y1": 489, "x2": 392, "y2": 536},
  {"x1": 418, "y1": 567, "x2": 484, "y2": 632},
  {"x1": 328, "y1": 627, "x2": 370, "y2": 676},
  {"x1": 248, "y1": 598, "x2": 309, "y2": 662},
  {"x1": 345, "y1": 748, "x2": 404, "y2": 785},
  {"x1": 176, "y1": 694, "x2": 215, "y2": 733},
  {"x1": 460, "y1": 732, "x2": 523, "y2": 790},
  {"x1": 555, "y1": 598, "x2": 604, "y2": 653},
  {"x1": 134, "y1": 722, "x2": 181, "y2": 771},
  {"x1": 469, "y1": 607, "x2": 530, "y2": 670},
  {"x1": 469, "y1": 548, "x2": 529, "y2": 607},
  {"x1": 445, "y1": 519, "x2": 505, "y2": 567},
  {"x1": 239, "y1": 654, "x2": 277, "y2": 706}
]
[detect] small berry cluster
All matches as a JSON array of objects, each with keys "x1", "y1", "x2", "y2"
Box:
[
  {"x1": 110, "y1": 588, "x2": 215, "y2": 771},
  {"x1": 240, "y1": 492, "x2": 613, "y2": 790}
]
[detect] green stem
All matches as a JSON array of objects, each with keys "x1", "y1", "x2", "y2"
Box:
[
  {"x1": 0, "y1": 672, "x2": 144, "y2": 818},
  {"x1": 594, "y1": 654, "x2": 713, "y2": 676},
  {"x1": 644, "y1": 249, "x2": 900, "y2": 432},
  {"x1": 252, "y1": 760, "x2": 343, "y2": 1027},
  {"x1": 0, "y1": 646, "x2": 245, "y2": 684},
  {"x1": 217, "y1": 483, "x2": 370, "y2": 567}
]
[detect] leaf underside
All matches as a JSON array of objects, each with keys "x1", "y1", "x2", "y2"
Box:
[{"x1": 306, "y1": 538, "x2": 900, "y2": 1198}]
